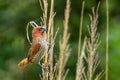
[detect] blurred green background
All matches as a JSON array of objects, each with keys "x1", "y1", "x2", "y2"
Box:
[{"x1": 0, "y1": 0, "x2": 120, "y2": 80}]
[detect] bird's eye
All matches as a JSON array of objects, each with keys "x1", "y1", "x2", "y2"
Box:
[
  {"x1": 38, "y1": 28, "x2": 42, "y2": 31},
  {"x1": 41, "y1": 27, "x2": 46, "y2": 33}
]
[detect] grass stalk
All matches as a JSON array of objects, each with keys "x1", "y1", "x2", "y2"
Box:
[
  {"x1": 40, "y1": 0, "x2": 49, "y2": 79},
  {"x1": 57, "y1": 0, "x2": 71, "y2": 80},
  {"x1": 105, "y1": 0, "x2": 109, "y2": 79},
  {"x1": 39, "y1": 0, "x2": 51, "y2": 80},
  {"x1": 47, "y1": 0, "x2": 54, "y2": 79},
  {"x1": 85, "y1": 2, "x2": 103, "y2": 80},
  {"x1": 39, "y1": 0, "x2": 58, "y2": 80},
  {"x1": 76, "y1": 1, "x2": 85, "y2": 80}
]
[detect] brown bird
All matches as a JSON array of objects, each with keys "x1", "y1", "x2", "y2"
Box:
[{"x1": 18, "y1": 22, "x2": 48, "y2": 68}]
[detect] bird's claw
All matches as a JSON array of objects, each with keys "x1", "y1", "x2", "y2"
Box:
[{"x1": 42, "y1": 63, "x2": 49, "y2": 72}]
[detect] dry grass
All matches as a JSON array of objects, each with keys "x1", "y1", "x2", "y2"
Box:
[
  {"x1": 76, "y1": 2, "x2": 104, "y2": 80},
  {"x1": 76, "y1": 1, "x2": 85, "y2": 80},
  {"x1": 105, "y1": 0, "x2": 109, "y2": 79},
  {"x1": 38, "y1": 0, "x2": 71, "y2": 80},
  {"x1": 39, "y1": 0, "x2": 56, "y2": 80},
  {"x1": 39, "y1": 0, "x2": 48, "y2": 79},
  {"x1": 85, "y1": 3, "x2": 104, "y2": 80},
  {"x1": 86, "y1": 4, "x2": 101, "y2": 80},
  {"x1": 57, "y1": 0, "x2": 71, "y2": 80},
  {"x1": 24, "y1": 0, "x2": 108, "y2": 80}
]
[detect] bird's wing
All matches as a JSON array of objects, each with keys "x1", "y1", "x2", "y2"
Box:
[{"x1": 27, "y1": 43, "x2": 41, "y2": 62}]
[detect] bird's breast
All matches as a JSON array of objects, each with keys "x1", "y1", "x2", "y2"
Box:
[{"x1": 32, "y1": 38, "x2": 48, "y2": 63}]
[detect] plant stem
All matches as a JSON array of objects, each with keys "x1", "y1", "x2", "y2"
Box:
[
  {"x1": 106, "y1": 0, "x2": 109, "y2": 80},
  {"x1": 76, "y1": 1, "x2": 85, "y2": 80}
]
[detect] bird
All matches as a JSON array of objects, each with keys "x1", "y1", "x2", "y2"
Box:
[{"x1": 18, "y1": 22, "x2": 48, "y2": 68}]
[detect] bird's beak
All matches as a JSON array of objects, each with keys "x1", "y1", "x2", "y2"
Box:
[{"x1": 41, "y1": 26, "x2": 46, "y2": 33}]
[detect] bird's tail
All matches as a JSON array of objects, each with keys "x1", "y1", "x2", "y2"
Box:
[{"x1": 18, "y1": 58, "x2": 30, "y2": 68}]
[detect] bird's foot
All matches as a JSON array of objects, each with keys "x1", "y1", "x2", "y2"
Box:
[{"x1": 42, "y1": 63, "x2": 49, "y2": 73}]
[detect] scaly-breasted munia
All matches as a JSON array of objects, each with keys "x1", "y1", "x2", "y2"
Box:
[{"x1": 18, "y1": 23, "x2": 48, "y2": 68}]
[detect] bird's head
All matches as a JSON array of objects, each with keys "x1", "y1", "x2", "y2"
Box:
[{"x1": 32, "y1": 26, "x2": 46, "y2": 38}]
